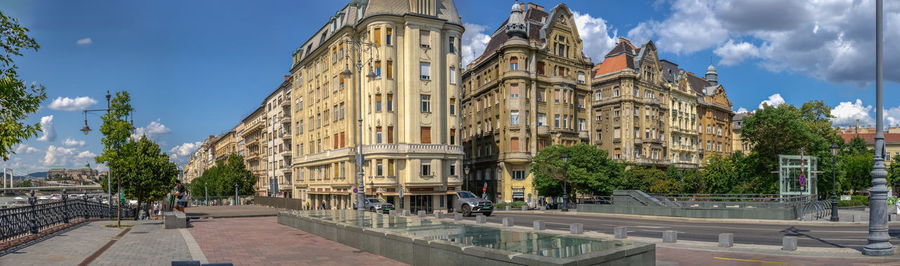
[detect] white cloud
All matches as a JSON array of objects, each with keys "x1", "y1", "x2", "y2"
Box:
[
  {"x1": 887, "y1": 107, "x2": 900, "y2": 128},
  {"x1": 169, "y1": 141, "x2": 202, "y2": 159},
  {"x1": 132, "y1": 120, "x2": 172, "y2": 140},
  {"x1": 14, "y1": 144, "x2": 40, "y2": 154},
  {"x1": 714, "y1": 40, "x2": 760, "y2": 66},
  {"x1": 76, "y1": 150, "x2": 97, "y2": 159},
  {"x1": 571, "y1": 11, "x2": 618, "y2": 63},
  {"x1": 461, "y1": 23, "x2": 492, "y2": 67},
  {"x1": 37, "y1": 115, "x2": 56, "y2": 142},
  {"x1": 831, "y1": 99, "x2": 875, "y2": 127},
  {"x1": 43, "y1": 145, "x2": 76, "y2": 166},
  {"x1": 48, "y1": 96, "x2": 97, "y2": 111},
  {"x1": 75, "y1": 37, "x2": 92, "y2": 46},
  {"x1": 735, "y1": 107, "x2": 749, "y2": 114},
  {"x1": 630, "y1": 0, "x2": 900, "y2": 85},
  {"x1": 63, "y1": 138, "x2": 86, "y2": 147},
  {"x1": 758, "y1": 94, "x2": 786, "y2": 109}
]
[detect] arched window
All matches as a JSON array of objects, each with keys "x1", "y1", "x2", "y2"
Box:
[{"x1": 509, "y1": 57, "x2": 519, "y2": 71}]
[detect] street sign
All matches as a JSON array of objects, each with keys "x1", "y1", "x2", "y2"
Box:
[{"x1": 353, "y1": 187, "x2": 358, "y2": 193}]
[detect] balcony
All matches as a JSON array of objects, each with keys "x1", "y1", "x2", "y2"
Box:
[
  {"x1": 279, "y1": 131, "x2": 292, "y2": 140},
  {"x1": 537, "y1": 125, "x2": 549, "y2": 136},
  {"x1": 280, "y1": 115, "x2": 291, "y2": 124},
  {"x1": 362, "y1": 143, "x2": 464, "y2": 155},
  {"x1": 500, "y1": 151, "x2": 531, "y2": 163},
  {"x1": 239, "y1": 120, "x2": 264, "y2": 137},
  {"x1": 579, "y1": 131, "x2": 589, "y2": 139},
  {"x1": 280, "y1": 99, "x2": 290, "y2": 107}
]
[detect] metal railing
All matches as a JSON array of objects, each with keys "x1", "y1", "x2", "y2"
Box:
[
  {"x1": 1, "y1": 191, "x2": 133, "y2": 246},
  {"x1": 796, "y1": 200, "x2": 833, "y2": 221}
]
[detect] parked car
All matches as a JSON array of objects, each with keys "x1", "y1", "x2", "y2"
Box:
[
  {"x1": 363, "y1": 198, "x2": 394, "y2": 212},
  {"x1": 452, "y1": 191, "x2": 493, "y2": 217}
]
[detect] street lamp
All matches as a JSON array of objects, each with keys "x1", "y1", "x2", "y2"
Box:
[
  {"x1": 560, "y1": 153, "x2": 569, "y2": 212},
  {"x1": 342, "y1": 38, "x2": 378, "y2": 212},
  {"x1": 830, "y1": 143, "x2": 840, "y2": 222},
  {"x1": 464, "y1": 166, "x2": 470, "y2": 192}
]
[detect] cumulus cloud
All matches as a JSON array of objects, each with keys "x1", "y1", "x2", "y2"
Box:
[
  {"x1": 461, "y1": 23, "x2": 492, "y2": 67},
  {"x1": 831, "y1": 99, "x2": 874, "y2": 127},
  {"x1": 63, "y1": 138, "x2": 86, "y2": 147},
  {"x1": 714, "y1": 40, "x2": 760, "y2": 66},
  {"x1": 75, "y1": 37, "x2": 93, "y2": 46},
  {"x1": 76, "y1": 150, "x2": 97, "y2": 159},
  {"x1": 758, "y1": 94, "x2": 786, "y2": 109},
  {"x1": 43, "y1": 145, "x2": 76, "y2": 166},
  {"x1": 629, "y1": 0, "x2": 900, "y2": 85},
  {"x1": 37, "y1": 115, "x2": 56, "y2": 142},
  {"x1": 887, "y1": 107, "x2": 900, "y2": 128},
  {"x1": 132, "y1": 120, "x2": 172, "y2": 140},
  {"x1": 168, "y1": 141, "x2": 202, "y2": 159},
  {"x1": 735, "y1": 107, "x2": 749, "y2": 114},
  {"x1": 571, "y1": 10, "x2": 618, "y2": 63},
  {"x1": 14, "y1": 144, "x2": 40, "y2": 154},
  {"x1": 48, "y1": 96, "x2": 97, "y2": 111}
]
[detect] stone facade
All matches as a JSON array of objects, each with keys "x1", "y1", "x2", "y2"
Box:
[
  {"x1": 289, "y1": 0, "x2": 464, "y2": 212},
  {"x1": 183, "y1": 135, "x2": 216, "y2": 184},
  {"x1": 264, "y1": 76, "x2": 294, "y2": 197},
  {"x1": 213, "y1": 130, "x2": 238, "y2": 164},
  {"x1": 690, "y1": 66, "x2": 734, "y2": 162},
  {"x1": 461, "y1": 3, "x2": 592, "y2": 204},
  {"x1": 239, "y1": 106, "x2": 266, "y2": 195}
]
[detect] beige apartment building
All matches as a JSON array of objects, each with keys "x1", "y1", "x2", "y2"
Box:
[
  {"x1": 213, "y1": 130, "x2": 238, "y2": 164},
  {"x1": 732, "y1": 112, "x2": 750, "y2": 153},
  {"x1": 289, "y1": 0, "x2": 464, "y2": 213},
  {"x1": 183, "y1": 135, "x2": 216, "y2": 184},
  {"x1": 687, "y1": 66, "x2": 734, "y2": 161},
  {"x1": 461, "y1": 2, "x2": 593, "y2": 204},
  {"x1": 591, "y1": 39, "x2": 670, "y2": 166},
  {"x1": 239, "y1": 106, "x2": 267, "y2": 196},
  {"x1": 264, "y1": 76, "x2": 294, "y2": 198},
  {"x1": 661, "y1": 60, "x2": 700, "y2": 168}
]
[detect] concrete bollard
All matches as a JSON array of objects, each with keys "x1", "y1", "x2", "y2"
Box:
[
  {"x1": 417, "y1": 210, "x2": 426, "y2": 217},
  {"x1": 539, "y1": 206, "x2": 547, "y2": 211},
  {"x1": 662, "y1": 230, "x2": 678, "y2": 243},
  {"x1": 570, "y1": 223, "x2": 584, "y2": 234},
  {"x1": 389, "y1": 210, "x2": 397, "y2": 216},
  {"x1": 533, "y1": 220, "x2": 546, "y2": 230},
  {"x1": 521, "y1": 206, "x2": 528, "y2": 211},
  {"x1": 402, "y1": 210, "x2": 411, "y2": 216},
  {"x1": 614, "y1": 226, "x2": 628, "y2": 239},
  {"x1": 502, "y1": 217, "x2": 514, "y2": 227},
  {"x1": 476, "y1": 215, "x2": 487, "y2": 224},
  {"x1": 891, "y1": 214, "x2": 897, "y2": 221},
  {"x1": 782, "y1": 236, "x2": 797, "y2": 251},
  {"x1": 453, "y1": 213, "x2": 463, "y2": 221},
  {"x1": 718, "y1": 233, "x2": 734, "y2": 248},
  {"x1": 852, "y1": 214, "x2": 862, "y2": 222},
  {"x1": 505, "y1": 206, "x2": 511, "y2": 211},
  {"x1": 434, "y1": 212, "x2": 444, "y2": 219}
]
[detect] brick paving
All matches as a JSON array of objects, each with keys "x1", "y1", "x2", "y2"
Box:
[
  {"x1": 91, "y1": 221, "x2": 192, "y2": 266},
  {"x1": 0, "y1": 222, "x2": 120, "y2": 266},
  {"x1": 185, "y1": 205, "x2": 280, "y2": 218},
  {"x1": 188, "y1": 217, "x2": 407, "y2": 266}
]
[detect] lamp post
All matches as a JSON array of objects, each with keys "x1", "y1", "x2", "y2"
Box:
[
  {"x1": 830, "y1": 143, "x2": 840, "y2": 222},
  {"x1": 464, "y1": 166, "x2": 470, "y2": 193},
  {"x1": 342, "y1": 37, "x2": 378, "y2": 212},
  {"x1": 561, "y1": 153, "x2": 569, "y2": 212},
  {"x1": 81, "y1": 91, "x2": 122, "y2": 224},
  {"x1": 864, "y1": 0, "x2": 894, "y2": 256}
]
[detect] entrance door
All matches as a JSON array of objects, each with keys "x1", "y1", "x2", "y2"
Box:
[
  {"x1": 446, "y1": 194, "x2": 454, "y2": 213},
  {"x1": 410, "y1": 195, "x2": 433, "y2": 213}
]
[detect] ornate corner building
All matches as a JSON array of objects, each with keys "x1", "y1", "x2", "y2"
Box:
[
  {"x1": 460, "y1": 2, "x2": 593, "y2": 204},
  {"x1": 289, "y1": 0, "x2": 464, "y2": 212}
]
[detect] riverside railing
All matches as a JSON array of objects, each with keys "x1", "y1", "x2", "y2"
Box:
[{"x1": 0, "y1": 190, "x2": 131, "y2": 246}]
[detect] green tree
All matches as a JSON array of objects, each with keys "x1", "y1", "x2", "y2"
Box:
[
  {"x1": 0, "y1": 11, "x2": 46, "y2": 160},
  {"x1": 189, "y1": 153, "x2": 255, "y2": 197},
  {"x1": 530, "y1": 144, "x2": 623, "y2": 198},
  {"x1": 889, "y1": 156, "x2": 900, "y2": 186},
  {"x1": 843, "y1": 153, "x2": 874, "y2": 192},
  {"x1": 95, "y1": 91, "x2": 134, "y2": 201},
  {"x1": 118, "y1": 136, "x2": 178, "y2": 219}
]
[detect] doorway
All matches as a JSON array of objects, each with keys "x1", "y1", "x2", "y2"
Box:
[{"x1": 410, "y1": 195, "x2": 433, "y2": 214}]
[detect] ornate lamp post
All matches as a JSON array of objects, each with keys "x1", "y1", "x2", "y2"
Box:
[
  {"x1": 830, "y1": 143, "x2": 840, "y2": 222},
  {"x1": 560, "y1": 153, "x2": 569, "y2": 212},
  {"x1": 464, "y1": 166, "x2": 470, "y2": 193},
  {"x1": 864, "y1": 0, "x2": 894, "y2": 256},
  {"x1": 341, "y1": 37, "x2": 377, "y2": 212}
]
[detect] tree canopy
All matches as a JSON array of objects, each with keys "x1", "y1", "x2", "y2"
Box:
[
  {"x1": 189, "y1": 153, "x2": 256, "y2": 197},
  {"x1": 118, "y1": 136, "x2": 179, "y2": 204},
  {"x1": 530, "y1": 144, "x2": 623, "y2": 197},
  {"x1": 0, "y1": 11, "x2": 45, "y2": 160}
]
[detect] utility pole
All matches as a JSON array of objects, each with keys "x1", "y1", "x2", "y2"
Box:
[{"x1": 864, "y1": 0, "x2": 894, "y2": 256}]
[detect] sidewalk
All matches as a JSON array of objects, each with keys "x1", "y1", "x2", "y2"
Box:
[
  {"x1": 495, "y1": 209, "x2": 896, "y2": 226},
  {"x1": 185, "y1": 205, "x2": 281, "y2": 218}
]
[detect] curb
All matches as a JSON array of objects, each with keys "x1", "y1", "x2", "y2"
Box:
[{"x1": 493, "y1": 210, "x2": 893, "y2": 226}]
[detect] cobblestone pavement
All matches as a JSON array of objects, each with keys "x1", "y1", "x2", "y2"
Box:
[
  {"x1": 0, "y1": 220, "x2": 194, "y2": 266},
  {"x1": 186, "y1": 205, "x2": 281, "y2": 218},
  {"x1": 189, "y1": 217, "x2": 407, "y2": 266},
  {"x1": 91, "y1": 221, "x2": 192, "y2": 266}
]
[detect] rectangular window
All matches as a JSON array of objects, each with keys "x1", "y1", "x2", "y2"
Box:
[
  {"x1": 388, "y1": 160, "x2": 395, "y2": 176},
  {"x1": 375, "y1": 94, "x2": 382, "y2": 112},
  {"x1": 614, "y1": 127, "x2": 621, "y2": 138},
  {"x1": 340, "y1": 132, "x2": 346, "y2": 147},
  {"x1": 537, "y1": 113, "x2": 547, "y2": 126},
  {"x1": 578, "y1": 119, "x2": 586, "y2": 131},
  {"x1": 510, "y1": 137, "x2": 520, "y2": 151},
  {"x1": 450, "y1": 129, "x2": 456, "y2": 145},
  {"x1": 376, "y1": 160, "x2": 384, "y2": 176},
  {"x1": 386, "y1": 94, "x2": 393, "y2": 112},
  {"x1": 510, "y1": 111, "x2": 520, "y2": 125},
  {"x1": 537, "y1": 89, "x2": 545, "y2": 102},
  {"x1": 387, "y1": 126, "x2": 394, "y2": 144},
  {"x1": 373, "y1": 27, "x2": 382, "y2": 46},
  {"x1": 554, "y1": 89, "x2": 560, "y2": 103},
  {"x1": 420, "y1": 95, "x2": 431, "y2": 112},
  {"x1": 536, "y1": 61, "x2": 545, "y2": 75},
  {"x1": 449, "y1": 36, "x2": 456, "y2": 53},
  {"x1": 512, "y1": 170, "x2": 526, "y2": 180},
  {"x1": 510, "y1": 83, "x2": 520, "y2": 98},
  {"x1": 386, "y1": 28, "x2": 393, "y2": 46},
  {"x1": 386, "y1": 60, "x2": 393, "y2": 79},
  {"x1": 554, "y1": 114, "x2": 561, "y2": 128},
  {"x1": 340, "y1": 103, "x2": 345, "y2": 119},
  {"x1": 420, "y1": 62, "x2": 431, "y2": 80},
  {"x1": 449, "y1": 67, "x2": 457, "y2": 84},
  {"x1": 375, "y1": 126, "x2": 383, "y2": 144},
  {"x1": 374, "y1": 60, "x2": 382, "y2": 78},
  {"x1": 421, "y1": 161, "x2": 431, "y2": 176},
  {"x1": 449, "y1": 98, "x2": 456, "y2": 115},
  {"x1": 449, "y1": 164, "x2": 456, "y2": 177},
  {"x1": 577, "y1": 72, "x2": 586, "y2": 84},
  {"x1": 419, "y1": 30, "x2": 431, "y2": 48},
  {"x1": 421, "y1": 127, "x2": 431, "y2": 144}
]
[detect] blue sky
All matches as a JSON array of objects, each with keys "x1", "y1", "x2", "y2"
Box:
[{"x1": 1, "y1": 0, "x2": 899, "y2": 175}]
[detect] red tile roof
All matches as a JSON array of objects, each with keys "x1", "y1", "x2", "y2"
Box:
[
  {"x1": 593, "y1": 53, "x2": 632, "y2": 77},
  {"x1": 839, "y1": 132, "x2": 900, "y2": 144}
]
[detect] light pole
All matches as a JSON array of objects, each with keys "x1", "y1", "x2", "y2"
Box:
[
  {"x1": 561, "y1": 153, "x2": 569, "y2": 212},
  {"x1": 464, "y1": 166, "x2": 470, "y2": 192},
  {"x1": 342, "y1": 37, "x2": 378, "y2": 212},
  {"x1": 830, "y1": 143, "x2": 840, "y2": 222},
  {"x1": 864, "y1": 0, "x2": 894, "y2": 256},
  {"x1": 81, "y1": 91, "x2": 117, "y2": 221}
]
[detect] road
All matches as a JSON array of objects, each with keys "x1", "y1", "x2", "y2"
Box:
[{"x1": 461, "y1": 211, "x2": 900, "y2": 249}]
